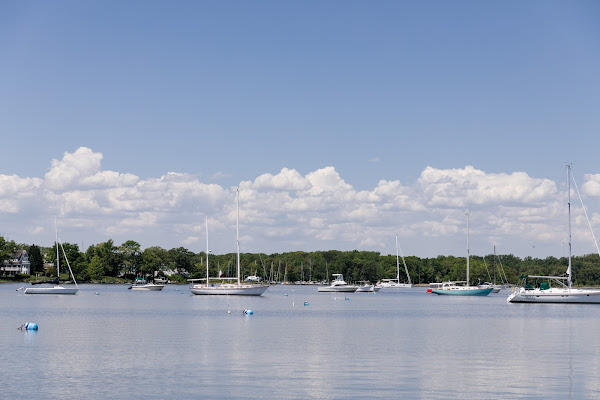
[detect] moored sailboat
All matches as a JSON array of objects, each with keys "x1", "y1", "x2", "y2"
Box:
[
  {"x1": 378, "y1": 235, "x2": 413, "y2": 289},
  {"x1": 508, "y1": 165, "x2": 600, "y2": 303},
  {"x1": 189, "y1": 190, "x2": 268, "y2": 296},
  {"x1": 432, "y1": 213, "x2": 492, "y2": 296},
  {"x1": 24, "y1": 219, "x2": 79, "y2": 295}
]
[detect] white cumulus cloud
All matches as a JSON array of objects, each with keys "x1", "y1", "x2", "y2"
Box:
[{"x1": 1, "y1": 147, "x2": 599, "y2": 259}]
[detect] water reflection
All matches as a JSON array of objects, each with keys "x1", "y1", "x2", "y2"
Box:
[{"x1": 2, "y1": 284, "x2": 600, "y2": 399}]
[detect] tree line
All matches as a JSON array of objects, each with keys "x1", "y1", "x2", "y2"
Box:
[{"x1": 1, "y1": 236, "x2": 599, "y2": 286}]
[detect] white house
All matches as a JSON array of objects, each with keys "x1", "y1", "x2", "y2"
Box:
[{"x1": 2, "y1": 250, "x2": 31, "y2": 275}]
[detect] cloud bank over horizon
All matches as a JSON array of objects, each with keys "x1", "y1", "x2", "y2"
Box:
[{"x1": 1, "y1": 147, "x2": 599, "y2": 259}]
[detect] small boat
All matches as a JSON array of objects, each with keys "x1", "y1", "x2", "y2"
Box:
[
  {"x1": 426, "y1": 282, "x2": 443, "y2": 293},
  {"x1": 129, "y1": 283, "x2": 165, "y2": 291},
  {"x1": 24, "y1": 219, "x2": 79, "y2": 295},
  {"x1": 379, "y1": 235, "x2": 413, "y2": 289},
  {"x1": 189, "y1": 191, "x2": 268, "y2": 296},
  {"x1": 431, "y1": 213, "x2": 492, "y2": 296},
  {"x1": 477, "y1": 282, "x2": 501, "y2": 293},
  {"x1": 508, "y1": 165, "x2": 600, "y2": 304},
  {"x1": 355, "y1": 281, "x2": 379, "y2": 292},
  {"x1": 317, "y1": 274, "x2": 358, "y2": 292}
]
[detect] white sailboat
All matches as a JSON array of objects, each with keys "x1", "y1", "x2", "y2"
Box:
[
  {"x1": 508, "y1": 165, "x2": 600, "y2": 303},
  {"x1": 24, "y1": 220, "x2": 79, "y2": 295},
  {"x1": 189, "y1": 190, "x2": 269, "y2": 296},
  {"x1": 379, "y1": 235, "x2": 413, "y2": 289},
  {"x1": 432, "y1": 213, "x2": 493, "y2": 296}
]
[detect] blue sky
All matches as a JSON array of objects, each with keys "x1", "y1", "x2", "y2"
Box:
[{"x1": 1, "y1": 1, "x2": 600, "y2": 259}]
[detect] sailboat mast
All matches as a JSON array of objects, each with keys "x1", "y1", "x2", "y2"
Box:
[
  {"x1": 55, "y1": 218, "x2": 59, "y2": 279},
  {"x1": 236, "y1": 188, "x2": 241, "y2": 286},
  {"x1": 493, "y1": 245, "x2": 497, "y2": 285},
  {"x1": 395, "y1": 235, "x2": 400, "y2": 282},
  {"x1": 466, "y1": 212, "x2": 470, "y2": 286},
  {"x1": 567, "y1": 165, "x2": 572, "y2": 289},
  {"x1": 206, "y1": 216, "x2": 209, "y2": 287}
]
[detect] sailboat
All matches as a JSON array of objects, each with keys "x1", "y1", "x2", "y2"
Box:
[
  {"x1": 378, "y1": 235, "x2": 413, "y2": 289},
  {"x1": 24, "y1": 220, "x2": 79, "y2": 295},
  {"x1": 508, "y1": 165, "x2": 600, "y2": 303},
  {"x1": 431, "y1": 213, "x2": 493, "y2": 296},
  {"x1": 189, "y1": 190, "x2": 269, "y2": 296}
]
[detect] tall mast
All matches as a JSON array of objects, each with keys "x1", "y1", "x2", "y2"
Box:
[
  {"x1": 466, "y1": 212, "x2": 470, "y2": 286},
  {"x1": 567, "y1": 165, "x2": 572, "y2": 289},
  {"x1": 395, "y1": 235, "x2": 400, "y2": 282},
  {"x1": 55, "y1": 217, "x2": 59, "y2": 278},
  {"x1": 236, "y1": 188, "x2": 241, "y2": 286},
  {"x1": 493, "y1": 245, "x2": 497, "y2": 285},
  {"x1": 206, "y1": 216, "x2": 209, "y2": 287}
]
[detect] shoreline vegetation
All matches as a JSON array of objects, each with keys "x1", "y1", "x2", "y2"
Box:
[{"x1": 1, "y1": 236, "x2": 600, "y2": 286}]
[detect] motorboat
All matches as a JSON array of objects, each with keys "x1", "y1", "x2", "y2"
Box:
[
  {"x1": 355, "y1": 281, "x2": 379, "y2": 292},
  {"x1": 129, "y1": 283, "x2": 165, "y2": 291},
  {"x1": 317, "y1": 274, "x2": 358, "y2": 292}
]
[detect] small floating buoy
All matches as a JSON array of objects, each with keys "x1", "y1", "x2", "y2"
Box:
[
  {"x1": 304, "y1": 301, "x2": 309, "y2": 306},
  {"x1": 426, "y1": 288, "x2": 432, "y2": 293},
  {"x1": 19, "y1": 322, "x2": 38, "y2": 331},
  {"x1": 345, "y1": 297, "x2": 349, "y2": 301},
  {"x1": 227, "y1": 310, "x2": 231, "y2": 314},
  {"x1": 243, "y1": 309, "x2": 253, "y2": 315}
]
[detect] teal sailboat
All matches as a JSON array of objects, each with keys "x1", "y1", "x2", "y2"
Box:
[{"x1": 432, "y1": 213, "x2": 493, "y2": 296}]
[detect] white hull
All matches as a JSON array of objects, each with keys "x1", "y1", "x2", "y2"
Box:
[
  {"x1": 190, "y1": 284, "x2": 268, "y2": 296},
  {"x1": 24, "y1": 286, "x2": 78, "y2": 295},
  {"x1": 379, "y1": 283, "x2": 413, "y2": 289},
  {"x1": 478, "y1": 285, "x2": 501, "y2": 293},
  {"x1": 130, "y1": 284, "x2": 164, "y2": 291},
  {"x1": 508, "y1": 287, "x2": 600, "y2": 303},
  {"x1": 318, "y1": 285, "x2": 358, "y2": 292},
  {"x1": 355, "y1": 284, "x2": 374, "y2": 292}
]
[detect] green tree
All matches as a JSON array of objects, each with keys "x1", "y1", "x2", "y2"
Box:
[
  {"x1": 120, "y1": 240, "x2": 142, "y2": 275},
  {"x1": 168, "y1": 247, "x2": 194, "y2": 275},
  {"x1": 87, "y1": 240, "x2": 122, "y2": 277},
  {"x1": 140, "y1": 246, "x2": 167, "y2": 278},
  {"x1": 47, "y1": 242, "x2": 85, "y2": 279},
  {"x1": 27, "y1": 244, "x2": 44, "y2": 275},
  {"x1": 87, "y1": 255, "x2": 105, "y2": 281},
  {"x1": 0, "y1": 236, "x2": 17, "y2": 273}
]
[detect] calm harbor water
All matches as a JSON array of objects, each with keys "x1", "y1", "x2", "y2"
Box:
[{"x1": 2, "y1": 283, "x2": 600, "y2": 399}]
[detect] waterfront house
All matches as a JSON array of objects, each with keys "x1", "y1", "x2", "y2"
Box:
[{"x1": 2, "y1": 250, "x2": 31, "y2": 275}]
